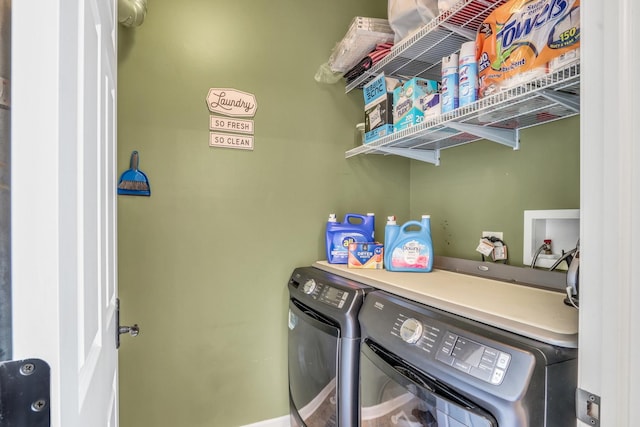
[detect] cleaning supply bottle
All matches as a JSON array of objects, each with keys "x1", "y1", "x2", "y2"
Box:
[
  {"x1": 385, "y1": 215, "x2": 434, "y2": 272},
  {"x1": 440, "y1": 53, "x2": 459, "y2": 113},
  {"x1": 458, "y1": 41, "x2": 478, "y2": 107},
  {"x1": 384, "y1": 216, "x2": 400, "y2": 269},
  {"x1": 325, "y1": 213, "x2": 375, "y2": 264}
]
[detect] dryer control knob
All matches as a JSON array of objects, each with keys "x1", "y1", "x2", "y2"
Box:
[
  {"x1": 302, "y1": 279, "x2": 317, "y2": 294},
  {"x1": 400, "y1": 318, "x2": 423, "y2": 344}
]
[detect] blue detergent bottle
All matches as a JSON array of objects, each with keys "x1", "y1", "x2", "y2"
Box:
[
  {"x1": 386, "y1": 215, "x2": 434, "y2": 272},
  {"x1": 325, "y1": 213, "x2": 375, "y2": 264},
  {"x1": 384, "y1": 216, "x2": 400, "y2": 269}
]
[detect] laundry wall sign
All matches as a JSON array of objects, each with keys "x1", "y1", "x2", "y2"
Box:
[
  {"x1": 206, "y1": 88, "x2": 257, "y2": 117},
  {"x1": 209, "y1": 116, "x2": 254, "y2": 135},
  {"x1": 206, "y1": 87, "x2": 257, "y2": 151},
  {"x1": 209, "y1": 132, "x2": 254, "y2": 150}
]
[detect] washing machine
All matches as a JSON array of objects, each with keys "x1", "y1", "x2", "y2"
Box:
[
  {"x1": 287, "y1": 266, "x2": 371, "y2": 427},
  {"x1": 358, "y1": 290, "x2": 578, "y2": 427}
]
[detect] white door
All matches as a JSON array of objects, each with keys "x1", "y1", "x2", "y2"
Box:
[
  {"x1": 579, "y1": 0, "x2": 640, "y2": 425},
  {"x1": 11, "y1": 0, "x2": 120, "y2": 426}
]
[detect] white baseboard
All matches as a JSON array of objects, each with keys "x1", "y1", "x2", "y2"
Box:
[{"x1": 240, "y1": 415, "x2": 290, "y2": 427}]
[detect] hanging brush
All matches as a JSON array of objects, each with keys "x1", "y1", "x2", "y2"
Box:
[{"x1": 118, "y1": 150, "x2": 151, "y2": 196}]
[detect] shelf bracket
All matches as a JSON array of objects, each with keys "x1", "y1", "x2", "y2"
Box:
[
  {"x1": 539, "y1": 89, "x2": 580, "y2": 112},
  {"x1": 445, "y1": 122, "x2": 520, "y2": 150},
  {"x1": 374, "y1": 147, "x2": 440, "y2": 165}
]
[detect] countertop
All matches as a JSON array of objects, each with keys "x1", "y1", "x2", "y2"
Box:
[{"x1": 312, "y1": 261, "x2": 579, "y2": 348}]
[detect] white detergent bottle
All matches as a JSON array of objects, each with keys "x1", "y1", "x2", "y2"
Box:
[
  {"x1": 384, "y1": 216, "x2": 400, "y2": 269},
  {"x1": 386, "y1": 215, "x2": 434, "y2": 272}
]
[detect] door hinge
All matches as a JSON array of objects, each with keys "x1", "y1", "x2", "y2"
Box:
[
  {"x1": 0, "y1": 358, "x2": 50, "y2": 426},
  {"x1": 576, "y1": 387, "x2": 600, "y2": 426}
]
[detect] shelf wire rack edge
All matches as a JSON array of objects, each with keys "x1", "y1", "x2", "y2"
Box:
[
  {"x1": 345, "y1": 63, "x2": 580, "y2": 159},
  {"x1": 345, "y1": 0, "x2": 508, "y2": 92}
]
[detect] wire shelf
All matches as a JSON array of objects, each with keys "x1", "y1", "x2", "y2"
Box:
[
  {"x1": 345, "y1": 0, "x2": 509, "y2": 92},
  {"x1": 346, "y1": 63, "x2": 580, "y2": 165},
  {"x1": 342, "y1": 0, "x2": 581, "y2": 164}
]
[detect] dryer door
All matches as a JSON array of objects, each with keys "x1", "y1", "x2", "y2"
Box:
[
  {"x1": 288, "y1": 299, "x2": 340, "y2": 427},
  {"x1": 360, "y1": 340, "x2": 498, "y2": 427}
]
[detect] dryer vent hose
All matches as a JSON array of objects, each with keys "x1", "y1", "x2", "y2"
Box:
[{"x1": 119, "y1": 0, "x2": 147, "y2": 27}]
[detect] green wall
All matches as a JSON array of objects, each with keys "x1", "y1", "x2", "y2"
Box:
[
  {"x1": 117, "y1": 1, "x2": 580, "y2": 426},
  {"x1": 410, "y1": 116, "x2": 580, "y2": 265},
  {"x1": 116, "y1": 1, "x2": 405, "y2": 426}
]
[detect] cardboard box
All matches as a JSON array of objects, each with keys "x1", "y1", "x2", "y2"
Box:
[
  {"x1": 393, "y1": 77, "x2": 440, "y2": 132},
  {"x1": 363, "y1": 73, "x2": 394, "y2": 144},
  {"x1": 348, "y1": 242, "x2": 384, "y2": 269},
  {"x1": 364, "y1": 121, "x2": 393, "y2": 143}
]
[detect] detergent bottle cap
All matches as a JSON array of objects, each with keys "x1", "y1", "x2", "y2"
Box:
[
  {"x1": 367, "y1": 212, "x2": 375, "y2": 216},
  {"x1": 386, "y1": 215, "x2": 397, "y2": 225},
  {"x1": 422, "y1": 214, "x2": 431, "y2": 219},
  {"x1": 328, "y1": 213, "x2": 337, "y2": 222}
]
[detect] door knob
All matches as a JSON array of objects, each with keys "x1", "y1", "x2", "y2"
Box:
[
  {"x1": 119, "y1": 324, "x2": 140, "y2": 337},
  {"x1": 116, "y1": 298, "x2": 140, "y2": 349}
]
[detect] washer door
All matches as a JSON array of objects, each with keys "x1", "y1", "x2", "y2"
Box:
[
  {"x1": 288, "y1": 299, "x2": 340, "y2": 427},
  {"x1": 360, "y1": 340, "x2": 497, "y2": 427}
]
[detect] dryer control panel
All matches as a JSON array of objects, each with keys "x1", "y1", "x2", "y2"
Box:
[
  {"x1": 317, "y1": 284, "x2": 350, "y2": 309},
  {"x1": 436, "y1": 332, "x2": 511, "y2": 385},
  {"x1": 289, "y1": 266, "x2": 371, "y2": 339},
  {"x1": 301, "y1": 278, "x2": 350, "y2": 309},
  {"x1": 383, "y1": 300, "x2": 520, "y2": 388}
]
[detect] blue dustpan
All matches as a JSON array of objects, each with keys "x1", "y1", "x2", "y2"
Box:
[{"x1": 118, "y1": 151, "x2": 151, "y2": 196}]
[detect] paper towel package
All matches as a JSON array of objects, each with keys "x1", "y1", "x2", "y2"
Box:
[{"x1": 477, "y1": 0, "x2": 580, "y2": 97}]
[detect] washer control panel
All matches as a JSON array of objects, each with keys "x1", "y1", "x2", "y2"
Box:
[
  {"x1": 399, "y1": 318, "x2": 423, "y2": 344},
  {"x1": 302, "y1": 279, "x2": 317, "y2": 294},
  {"x1": 391, "y1": 314, "x2": 443, "y2": 355},
  {"x1": 300, "y1": 279, "x2": 350, "y2": 309},
  {"x1": 390, "y1": 312, "x2": 511, "y2": 385},
  {"x1": 436, "y1": 331, "x2": 511, "y2": 385}
]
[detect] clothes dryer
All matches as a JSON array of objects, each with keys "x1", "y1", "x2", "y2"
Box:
[
  {"x1": 358, "y1": 290, "x2": 578, "y2": 427},
  {"x1": 287, "y1": 266, "x2": 371, "y2": 427}
]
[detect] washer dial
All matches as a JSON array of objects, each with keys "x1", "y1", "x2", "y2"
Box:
[
  {"x1": 302, "y1": 279, "x2": 317, "y2": 294},
  {"x1": 400, "y1": 318, "x2": 423, "y2": 344}
]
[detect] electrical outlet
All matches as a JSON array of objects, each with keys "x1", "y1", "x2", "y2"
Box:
[{"x1": 482, "y1": 231, "x2": 503, "y2": 241}]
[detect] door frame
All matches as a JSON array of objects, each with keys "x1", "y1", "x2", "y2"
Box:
[
  {"x1": 579, "y1": 0, "x2": 640, "y2": 425},
  {"x1": 11, "y1": 1, "x2": 120, "y2": 425}
]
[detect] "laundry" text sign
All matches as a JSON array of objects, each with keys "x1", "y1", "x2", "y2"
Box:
[{"x1": 206, "y1": 88, "x2": 257, "y2": 117}]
